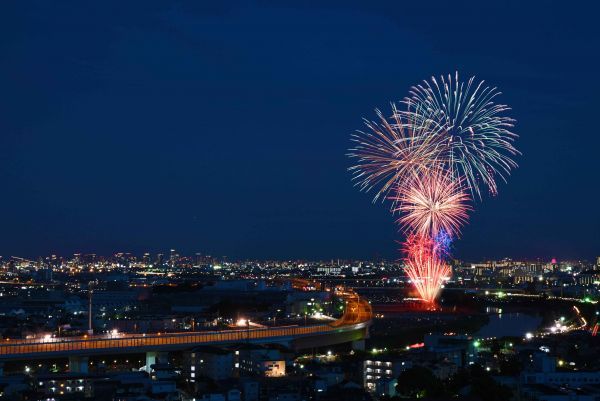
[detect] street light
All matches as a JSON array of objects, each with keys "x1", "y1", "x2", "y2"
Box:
[{"x1": 87, "y1": 281, "x2": 94, "y2": 335}]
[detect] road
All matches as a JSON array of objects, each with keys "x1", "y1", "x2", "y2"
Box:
[{"x1": 0, "y1": 288, "x2": 371, "y2": 359}]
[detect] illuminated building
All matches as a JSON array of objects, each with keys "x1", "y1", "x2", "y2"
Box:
[{"x1": 187, "y1": 346, "x2": 233, "y2": 381}]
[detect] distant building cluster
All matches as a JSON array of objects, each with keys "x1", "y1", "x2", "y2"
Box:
[{"x1": 451, "y1": 257, "x2": 600, "y2": 300}]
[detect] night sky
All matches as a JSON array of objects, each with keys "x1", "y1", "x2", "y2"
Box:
[{"x1": 1, "y1": 1, "x2": 599, "y2": 261}]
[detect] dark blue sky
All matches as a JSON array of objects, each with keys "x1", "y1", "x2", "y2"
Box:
[{"x1": 1, "y1": 1, "x2": 598, "y2": 261}]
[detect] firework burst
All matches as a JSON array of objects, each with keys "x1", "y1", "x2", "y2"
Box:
[
  {"x1": 433, "y1": 229, "x2": 453, "y2": 258},
  {"x1": 348, "y1": 72, "x2": 519, "y2": 304},
  {"x1": 348, "y1": 103, "x2": 442, "y2": 202},
  {"x1": 392, "y1": 169, "x2": 471, "y2": 238},
  {"x1": 401, "y1": 72, "x2": 520, "y2": 197}
]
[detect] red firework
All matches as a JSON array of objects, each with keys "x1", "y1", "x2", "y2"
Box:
[{"x1": 403, "y1": 234, "x2": 451, "y2": 303}]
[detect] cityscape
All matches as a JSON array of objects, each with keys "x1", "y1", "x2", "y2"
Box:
[
  {"x1": 2, "y1": 1, "x2": 600, "y2": 401},
  {"x1": 0, "y1": 253, "x2": 599, "y2": 400}
]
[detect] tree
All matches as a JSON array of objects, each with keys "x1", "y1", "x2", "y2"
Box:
[
  {"x1": 395, "y1": 367, "x2": 445, "y2": 398},
  {"x1": 469, "y1": 364, "x2": 513, "y2": 401},
  {"x1": 470, "y1": 375, "x2": 512, "y2": 401}
]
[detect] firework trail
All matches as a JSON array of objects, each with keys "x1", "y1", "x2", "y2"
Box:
[
  {"x1": 348, "y1": 72, "x2": 519, "y2": 303},
  {"x1": 403, "y1": 234, "x2": 452, "y2": 303}
]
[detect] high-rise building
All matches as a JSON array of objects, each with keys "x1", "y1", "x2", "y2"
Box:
[{"x1": 169, "y1": 249, "x2": 179, "y2": 267}]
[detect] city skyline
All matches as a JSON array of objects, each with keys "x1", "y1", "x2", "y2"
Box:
[
  {"x1": 0, "y1": 251, "x2": 596, "y2": 267},
  {"x1": 1, "y1": 2, "x2": 599, "y2": 260}
]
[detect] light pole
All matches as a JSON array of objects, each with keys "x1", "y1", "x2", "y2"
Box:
[
  {"x1": 88, "y1": 281, "x2": 94, "y2": 335},
  {"x1": 274, "y1": 309, "x2": 281, "y2": 326}
]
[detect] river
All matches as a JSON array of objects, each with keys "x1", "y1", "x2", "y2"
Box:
[{"x1": 476, "y1": 311, "x2": 542, "y2": 338}]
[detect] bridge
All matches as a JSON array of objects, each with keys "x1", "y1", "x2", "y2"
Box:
[{"x1": 0, "y1": 289, "x2": 372, "y2": 374}]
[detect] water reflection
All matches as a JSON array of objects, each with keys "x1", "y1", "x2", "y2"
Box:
[{"x1": 477, "y1": 312, "x2": 542, "y2": 338}]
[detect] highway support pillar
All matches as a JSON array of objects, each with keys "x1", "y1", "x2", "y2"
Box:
[
  {"x1": 145, "y1": 351, "x2": 168, "y2": 373},
  {"x1": 68, "y1": 356, "x2": 89, "y2": 374},
  {"x1": 351, "y1": 339, "x2": 365, "y2": 351}
]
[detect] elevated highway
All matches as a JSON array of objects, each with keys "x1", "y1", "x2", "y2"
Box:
[{"x1": 0, "y1": 288, "x2": 371, "y2": 363}]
